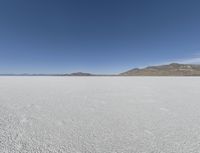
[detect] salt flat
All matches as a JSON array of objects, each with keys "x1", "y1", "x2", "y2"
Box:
[{"x1": 0, "y1": 77, "x2": 200, "y2": 153}]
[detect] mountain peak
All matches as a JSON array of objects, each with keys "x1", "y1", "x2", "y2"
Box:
[{"x1": 120, "y1": 63, "x2": 200, "y2": 76}]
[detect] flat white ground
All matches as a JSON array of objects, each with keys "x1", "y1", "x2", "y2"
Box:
[{"x1": 0, "y1": 77, "x2": 200, "y2": 153}]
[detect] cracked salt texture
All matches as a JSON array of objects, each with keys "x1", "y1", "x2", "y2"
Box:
[{"x1": 0, "y1": 77, "x2": 200, "y2": 153}]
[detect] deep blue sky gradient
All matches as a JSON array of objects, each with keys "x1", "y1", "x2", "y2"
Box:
[{"x1": 0, "y1": 0, "x2": 200, "y2": 74}]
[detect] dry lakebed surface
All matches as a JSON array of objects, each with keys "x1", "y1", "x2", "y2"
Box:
[{"x1": 0, "y1": 77, "x2": 200, "y2": 153}]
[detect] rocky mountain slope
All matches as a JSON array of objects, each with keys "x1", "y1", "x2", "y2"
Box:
[{"x1": 120, "y1": 63, "x2": 200, "y2": 76}]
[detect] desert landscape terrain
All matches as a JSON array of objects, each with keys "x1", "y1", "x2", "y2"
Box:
[{"x1": 0, "y1": 77, "x2": 200, "y2": 153}]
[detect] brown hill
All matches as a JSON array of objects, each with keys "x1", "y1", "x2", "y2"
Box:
[{"x1": 120, "y1": 63, "x2": 200, "y2": 76}]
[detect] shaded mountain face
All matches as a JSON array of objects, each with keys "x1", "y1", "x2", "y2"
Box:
[{"x1": 120, "y1": 63, "x2": 200, "y2": 76}]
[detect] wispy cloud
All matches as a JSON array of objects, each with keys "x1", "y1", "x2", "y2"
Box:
[
  {"x1": 142, "y1": 55, "x2": 200, "y2": 68},
  {"x1": 162, "y1": 52, "x2": 200, "y2": 65},
  {"x1": 177, "y1": 57, "x2": 200, "y2": 64},
  {"x1": 129, "y1": 52, "x2": 200, "y2": 70}
]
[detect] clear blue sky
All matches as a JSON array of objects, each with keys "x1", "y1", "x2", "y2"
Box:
[{"x1": 0, "y1": 0, "x2": 200, "y2": 74}]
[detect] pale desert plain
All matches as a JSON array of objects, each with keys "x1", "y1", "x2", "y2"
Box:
[{"x1": 0, "y1": 77, "x2": 200, "y2": 153}]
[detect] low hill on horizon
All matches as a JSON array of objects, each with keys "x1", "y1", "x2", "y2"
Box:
[
  {"x1": 120, "y1": 63, "x2": 200, "y2": 76},
  {"x1": 68, "y1": 72, "x2": 94, "y2": 76}
]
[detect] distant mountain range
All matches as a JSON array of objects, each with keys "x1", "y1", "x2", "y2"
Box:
[
  {"x1": 120, "y1": 63, "x2": 200, "y2": 76},
  {"x1": 0, "y1": 72, "x2": 112, "y2": 76},
  {"x1": 1, "y1": 63, "x2": 200, "y2": 76}
]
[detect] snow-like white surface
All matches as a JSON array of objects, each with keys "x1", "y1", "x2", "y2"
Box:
[{"x1": 0, "y1": 77, "x2": 200, "y2": 153}]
